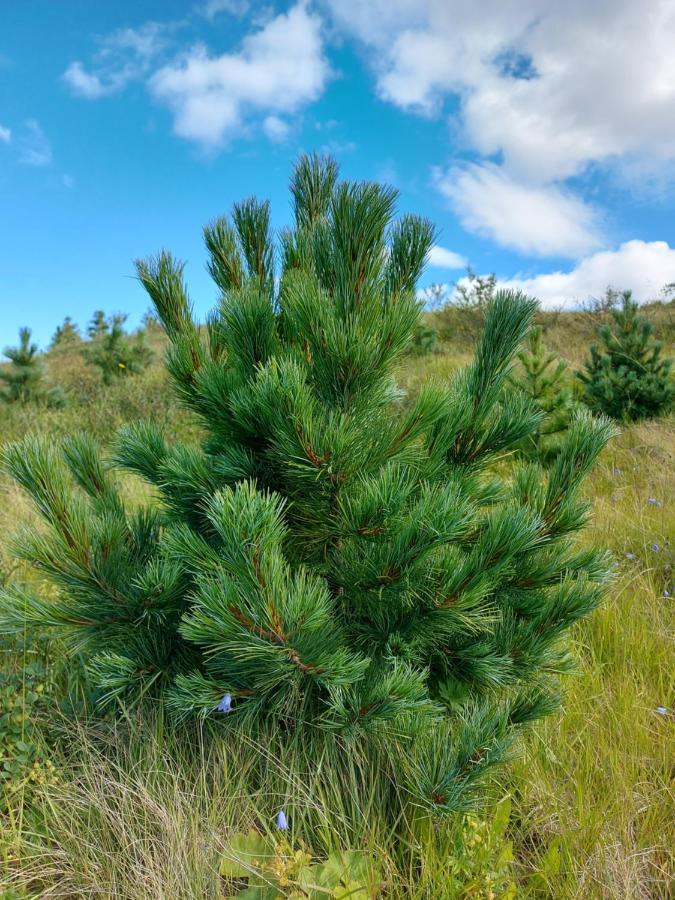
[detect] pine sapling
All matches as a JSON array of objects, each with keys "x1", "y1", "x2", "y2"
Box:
[
  {"x1": 578, "y1": 290, "x2": 674, "y2": 421},
  {"x1": 50, "y1": 316, "x2": 81, "y2": 349},
  {"x1": 1, "y1": 155, "x2": 615, "y2": 817},
  {"x1": 82, "y1": 313, "x2": 153, "y2": 384},
  {"x1": 0, "y1": 328, "x2": 65, "y2": 407},
  {"x1": 507, "y1": 325, "x2": 576, "y2": 463}
]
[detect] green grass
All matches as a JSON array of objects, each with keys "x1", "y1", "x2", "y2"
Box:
[{"x1": 1, "y1": 310, "x2": 673, "y2": 898}]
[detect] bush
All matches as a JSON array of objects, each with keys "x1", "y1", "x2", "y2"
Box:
[
  {"x1": 0, "y1": 154, "x2": 614, "y2": 821},
  {"x1": 578, "y1": 290, "x2": 674, "y2": 421}
]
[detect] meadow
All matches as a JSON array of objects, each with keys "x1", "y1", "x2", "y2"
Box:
[{"x1": 0, "y1": 305, "x2": 673, "y2": 898}]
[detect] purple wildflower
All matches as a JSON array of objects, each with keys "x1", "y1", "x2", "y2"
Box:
[
  {"x1": 651, "y1": 543, "x2": 660, "y2": 553},
  {"x1": 655, "y1": 706, "x2": 668, "y2": 716},
  {"x1": 625, "y1": 552, "x2": 635, "y2": 561},
  {"x1": 664, "y1": 589, "x2": 671, "y2": 598},
  {"x1": 647, "y1": 497, "x2": 662, "y2": 508},
  {"x1": 217, "y1": 692, "x2": 233, "y2": 713},
  {"x1": 276, "y1": 809, "x2": 288, "y2": 831}
]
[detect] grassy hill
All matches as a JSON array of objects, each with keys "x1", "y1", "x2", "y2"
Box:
[{"x1": 1, "y1": 306, "x2": 673, "y2": 897}]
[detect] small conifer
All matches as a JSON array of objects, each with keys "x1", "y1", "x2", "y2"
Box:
[
  {"x1": 1, "y1": 156, "x2": 615, "y2": 815},
  {"x1": 0, "y1": 328, "x2": 65, "y2": 407},
  {"x1": 578, "y1": 290, "x2": 674, "y2": 421},
  {"x1": 50, "y1": 316, "x2": 81, "y2": 349},
  {"x1": 507, "y1": 326, "x2": 576, "y2": 463},
  {"x1": 82, "y1": 313, "x2": 153, "y2": 385}
]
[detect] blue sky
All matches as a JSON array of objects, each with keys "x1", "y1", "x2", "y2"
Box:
[{"x1": 2, "y1": 0, "x2": 675, "y2": 346}]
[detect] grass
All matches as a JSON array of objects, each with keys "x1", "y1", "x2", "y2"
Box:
[{"x1": 0, "y1": 308, "x2": 673, "y2": 897}]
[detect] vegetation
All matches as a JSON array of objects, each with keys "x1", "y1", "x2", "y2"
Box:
[
  {"x1": 0, "y1": 159, "x2": 617, "y2": 838},
  {"x1": 579, "y1": 290, "x2": 674, "y2": 421},
  {"x1": 0, "y1": 328, "x2": 65, "y2": 408},
  {"x1": 0, "y1": 301, "x2": 672, "y2": 897},
  {"x1": 82, "y1": 312, "x2": 153, "y2": 384},
  {"x1": 507, "y1": 326, "x2": 577, "y2": 463},
  {"x1": 49, "y1": 316, "x2": 80, "y2": 349},
  {"x1": 0, "y1": 197, "x2": 673, "y2": 895}
]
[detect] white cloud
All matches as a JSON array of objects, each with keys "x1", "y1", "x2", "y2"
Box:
[
  {"x1": 324, "y1": 1, "x2": 675, "y2": 183},
  {"x1": 63, "y1": 61, "x2": 112, "y2": 99},
  {"x1": 18, "y1": 120, "x2": 52, "y2": 166},
  {"x1": 435, "y1": 163, "x2": 602, "y2": 258},
  {"x1": 62, "y1": 174, "x2": 75, "y2": 188},
  {"x1": 0, "y1": 124, "x2": 11, "y2": 144},
  {"x1": 63, "y1": 22, "x2": 174, "y2": 99},
  {"x1": 198, "y1": 0, "x2": 249, "y2": 20},
  {"x1": 150, "y1": 3, "x2": 329, "y2": 148},
  {"x1": 500, "y1": 240, "x2": 675, "y2": 308},
  {"x1": 262, "y1": 115, "x2": 290, "y2": 142},
  {"x1": 428, "y1": 245, "x2": 466, "y2": 269},
  {"x1": 324, "y1": 0, "x2": 675, "y2": 257}
]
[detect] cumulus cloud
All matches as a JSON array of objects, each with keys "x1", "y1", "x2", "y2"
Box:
[
  {"x1": 435, "y1": 163, "x2": 603, "y2": 258},
  {"x1": 0, "y1": 124, "x2": 11, "y2": 143},
  {"x1": 324, "y1": 0, "x2": 675, "y2": 256},
  {"x1": 324, "y1": 0, "x2": 675, "y2": 182},
  {"x1": 428, "y1": 245, "x2": 466, "y2": 269},
  {"x1": 18, "y1": 120, "x2": 52, "y2": 166},
  {"x1": 500, "y1": 240, "x2": 675, "y2": 308},
  {"x1": 149, "y1": 3, "x2": 329, "y2": 148}
]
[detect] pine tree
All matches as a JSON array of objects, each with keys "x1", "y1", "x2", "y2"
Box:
[
  {"x1": 0, "y1": 155, "x2": 615, "y2": 814},
  {"x1": 82, "y1": 313, "x2": 153, "y2": 384},
  {"x1": 0, "y1": 327, "x2": 65, "y2": 406},
  {"x1": 87, "y1": 310, "x2": 109, "y2": 339},
  {"x1": 578, "y1": 290, "x2": 674, "y2": 421},
  {"x1": 507, "y1": 326, "x2": 576, "y2": 463},
  {"x1": 50, "y1": 316, "x2": 81, "y2": 349}
]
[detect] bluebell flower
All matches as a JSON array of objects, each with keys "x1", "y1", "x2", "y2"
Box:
[
  {"x1": 655, "y1": 706, "x2": 668, "y2": 716},
  {"x1": 276, "y1": 809, "x2": 288, "y2": 831},
  {"x1": 625, "y1": 552, "x2": 635, "y2": 561},
  {"x1": 664, "y1": 589, "x2": 671, "y2": 598},
  {"x1": 651, "y1": 543, "x2": 660, "y2": 553},
  {"x1": 217, "y1": 692, "x2": 233, "y2": 713}
]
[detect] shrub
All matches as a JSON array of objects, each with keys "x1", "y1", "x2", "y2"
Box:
[
  {"x1": 507, "y1": 325, "x2": 576, "y2": 464},
  {"x1": 82, "y1": 313, "x2": 153, "y2": 384},
  {"x1": 578, "y1": 290, "x2": 674, "y2": 421},
  {"x1": 0, "y1": 155, "x2": 614, "y2": 818}
]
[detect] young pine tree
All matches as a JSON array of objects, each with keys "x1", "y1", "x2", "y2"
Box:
[
  {"x1": 0, "y1": 155, "x2": 615, "y2": 815},
  {"x1": 87, "y1": 309, "x2": 109, "y2": 339},
  {"x1": 50, "y1": 316, "x2": 81, "y2": 349},
  {"x1": 82, "y1": 313, "x2": 153, "y2": 384},
  {"x1": 579, "y1": 290, "x2": 674, "y2": 421},
  {"x1": 507, "y1": 325, "x2": 576, "y2": 464},
  {"x1": 0, "y1": 327, "x2": 65, "y2": 407}
]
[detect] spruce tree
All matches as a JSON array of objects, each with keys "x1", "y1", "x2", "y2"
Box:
[
  {"x1": 82, "y1": 313, "x2": 153, "y2": 384},
  {"x1": 0, "y1": 328, "x2": 65, "y2": 407},
  {"x1": 579, "y1": 290, "x2": 674, "y2": 421},
  {"x1": 507, "y1": 325, "x2": 576, "y2": 463},
  {"x1": 0, "y1": 155, "x2": 615, "y2": 814}
]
